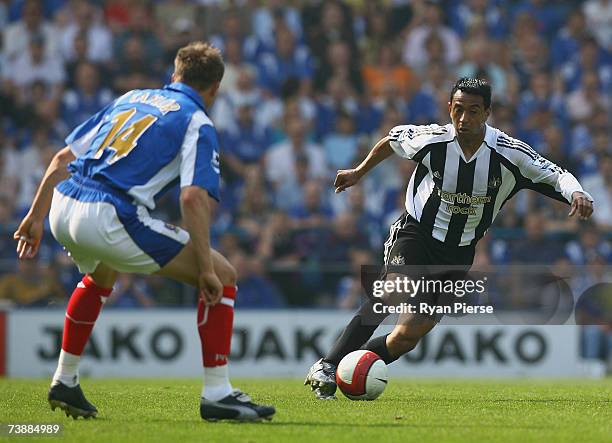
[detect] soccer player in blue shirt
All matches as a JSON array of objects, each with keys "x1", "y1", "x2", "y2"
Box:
[{"x1": 13, "y1": 42, "x2": 275, "y2": 422}]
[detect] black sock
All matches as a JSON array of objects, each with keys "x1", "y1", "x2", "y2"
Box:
[
  {"x1": 324, "y1": 300, "x2": 389, "y2": 366},
  {"x1": 363, "y1": 334, "x2": 398, "y2": 365}
]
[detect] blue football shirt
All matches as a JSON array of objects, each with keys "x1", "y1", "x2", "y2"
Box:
[{"x1": 65, "y1": 82, "x2": 221, "y2": 209}]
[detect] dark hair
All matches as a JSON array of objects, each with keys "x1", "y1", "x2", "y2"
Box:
[
  {"x1": 174, "y1": 42, "x2": 224, "y2": 91},
  {"x1": 450, "y1": 77, "x2": 492, "y2": 109}
]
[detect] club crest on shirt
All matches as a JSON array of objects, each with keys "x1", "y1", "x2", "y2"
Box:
[
  {"x1": 488, "y1": 176, "x2": 502, "y2": 189},
  {"x1": 390, "y1": 254, "x2": 405, "y2": 265},
  {"x1": 164, "y1": 223, "x2": 179, "y2": 233},
  {"x1": 432, "y1": 170, "x2": 442, "y2": 180}
]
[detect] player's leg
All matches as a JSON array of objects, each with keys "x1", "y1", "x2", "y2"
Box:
[
  {"x1": 48, "y1": 263, "x2": 118, "y2": 419},
  {"x1": 157, "y1": 243, "x2": 275, "y2": 421},
  {"x1": 159, "y1": 246, "x2": 237, "y2": 398},
  {"x1": 46, "y1": 190, "x2": 123, "y2": 417},
  {"x1": 305, "y1": 213, "x2": 425, "y2": 398},
  {"x1": 304, "y1": 297, "x2": 390, "y2": 399},
  {"x1": 362, "y1": 268, "x2": 472, "y2": 362},
  {"x1": 362, "y1": 310, "x2": 436, "y2": 364}
]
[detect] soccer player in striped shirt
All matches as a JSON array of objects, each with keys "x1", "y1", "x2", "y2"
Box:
[
  {"x1": 305, "y1": 77, "x2": 594, "y2": 399},
  {"x1": 13, "y1": 42, "x2": 274, "y2": 421}
]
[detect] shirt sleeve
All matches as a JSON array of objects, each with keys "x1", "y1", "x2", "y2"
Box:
[
  {"x1": 179, "y1": 114, "x2": 221, "y2": 201},
  {"x1": 64, "y1": 100, "x2": 114, "y2": 157},
  {"x1": 387, "y1": 124, "x2": 451, "y2": 161},
  {"x1": 517, "y1": 150, "x2": 594, "y2": 204}
]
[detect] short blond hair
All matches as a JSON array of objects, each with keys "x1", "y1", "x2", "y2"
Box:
[{"x1": 174, "y1": 42, "x2": 224, "y2": 91}]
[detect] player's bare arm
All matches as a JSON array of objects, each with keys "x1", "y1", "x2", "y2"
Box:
[
  {"x1": 334, "y1": 136, "x2": 394, "y2": 193},
  {"x1": 13, "y1": 147, "x2": 76, "y2": 259},
  {"x1": 180, "y1": 185, "x2": 223, "y2": 305}
]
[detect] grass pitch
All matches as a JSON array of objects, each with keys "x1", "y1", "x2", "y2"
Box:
[{"x1": 1, "y1": 378, "x2": 611, "y2": 443}]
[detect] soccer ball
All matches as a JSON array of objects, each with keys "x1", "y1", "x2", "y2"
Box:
[{"x1": 336, "y1": 350, "x2": 388, "y2": 400}]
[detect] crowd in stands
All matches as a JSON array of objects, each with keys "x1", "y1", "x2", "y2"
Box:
[{"x1": 0, "y1": 0, "x2": 609, "y2": 349}]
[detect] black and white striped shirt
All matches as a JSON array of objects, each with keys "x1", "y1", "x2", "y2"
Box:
[{"x1": 387, "y1": 123, "x2": 592, "y2": 247}]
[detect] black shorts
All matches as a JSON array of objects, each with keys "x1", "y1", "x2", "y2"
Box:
[{"x1": 380, "y1": 212, "x2": 476, "y2": 320}]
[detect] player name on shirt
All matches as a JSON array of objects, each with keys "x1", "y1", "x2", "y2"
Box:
[{"x1": 129, "y1": 92, "x2": 181, "y2": 115}]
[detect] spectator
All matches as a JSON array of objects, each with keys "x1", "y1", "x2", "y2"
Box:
[
  {"x1": 538, "y1": 124, "x2": 573, "y2": 167},
  {"x1": 362, "y1": 44, "x2": 415, "y2": 100},
  {"x1": 359, "y1": 9, "x2": 392, "y2": 65},
  {"x1": 15, "y1": 126, "x2": 56, "y2": 214},
  {"x1": 314, "y1": 40, "x2": 363, "y2": 94},
  {"x1": 0, "y1": 195, "x2": 18, "y2": 265},
  {"x1": 449, "y1": 0, "x2": 509, "y2": 40},
  {"x1": 112, "y1": 35, "x2": 162, "y2": 93},
  {"x1": 105, "y1": 274, "x2": 155, "y2": 308},
  {"x1": 256, "y1": 24, "x2": 313, "y2": 95},
  {"x1": 0, "y1": 129, "x2": 20, "y2": 202},
  {"x1": 402, "y1": 2, "x2": 462, "y2": 72},
  {"x1": 264, "y1": 114, "x2": 327, "y2": 191},
  {"x1": 322, "y1": 110, "x2": 358, "y2": 170},
  {"x1": 209, "y1": 11, "x2": 261, "y2": 64},
  {"x1": 0, "y1": 258, "x2": 65, "y2": 306},
  {"x1": 516, "y1": 71, "x2": 566, "y2": 134},
  {"x1": 550, "y1": 10, "x2": 588, "y2": 68},
  {"x1": 146, "y1": 274, "x2": 185, "y2": 306},
  {"x1": 570, "y1": 110, "x2": 609, "y2": 176},
  {"x1": 314, "y1": 75, "x2": 358, "y2": 140},
  {"x1": 422, "y1": 61, "x2": 457, "y2": 118},
  {"x1": 251, "y1": 0, "x2": 303, "y2": 52},
  {"x1": 219, "y1": 104, "x2": 272, "y2": 183},
  {"x1": 304, "y1": 1, "x2": 358, "y2": 76},
  {"x1": 234, "y1": 166, "x2": 274, "y2": 244},
  {"x1": 511, "y1": 0, "x2": 567, "y2": 39},
  {"x1": 403, "y1": 80, "x2": 438, "y2": 126},
  {"x1": 289, "y1": 180, "x2": 334, "y2": 230},
  {"x1": 580, "y1": 154, "x2": 612, "y2": 229},
  {"x1": 5, "y1": 33, "x2": 65, "y2": 103},
  {"x1": 212, "y1": 65, "x2": 280, "y2": 133},
  {"x1": 336, "y1": 249, "x2": 374, "y2": 310},
  {"x1": 64, "y1": 31, "x2": 94, "y2": 89},
  {"x1": 456, "y1": 38, "x2": 509, "y2": 98},
  {"x1": 323, "y1": 211, "x2": 371, "y2": 264},
  {"x1": 288, "y1": 180, "x2": 334, "y2": 267},
  {"x1": 510, "y1": 212, "x2": 566, "y2": 264},
  {"x1": 344, "y1": 185, "x2": 382, "y2": 249},
  {"x1": 217, "y1": 37, "x2": 243, "y2": 94},
  {"x1": 511, "y1": 23, "x2": 550, "y2": 89},
  {"x1": 566, "y1": 71, "x2": 610, "y2": 123},
  {"x1": 257, "y1": 210, "x2": 300, "y2": 264},
  {"x1": 59, "y1": 1, "x2": 112, "y2": 63},
  {"x1": 582, "y1": 0, "x2": 612, "y2": 50},
  {"x1": 62, "y1": 62, "x2": 114, "y2": 131},
  {"x1": 560, "y1": 37, "x2": 611, "y2": 94},
  {"x1": 273, "y1": 151, "x2": 311, "y2": 212},
  {"x1": 2, "y1": 0, "x2": 59, "y2": 62},
  {"x1": 230, "y1": 251, "x2": 285, "y2": 309},
  {"x1": 113, "y1": 3, "x2": 163, "y2": 73},
  {"x1": 155, "y1": 0, "x2": 200, "y2": 64}
]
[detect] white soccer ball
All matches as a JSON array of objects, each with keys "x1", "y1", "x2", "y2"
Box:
[{"x1": 336, "y1": 350, "x2": 388, "y2": 400}]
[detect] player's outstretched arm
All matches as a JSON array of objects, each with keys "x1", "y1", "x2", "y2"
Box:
[
  {"x1": 179, "y1": 186, "x2": 223, "y2": 305},
  {"x1": 334, "y1": 136, "x2": 394, "y2": 193},
  {"x1": 13, "y1": 147, "x2": 75, "y2": 259},
  {"x1": 515, "y1": 149, "x2": 594, "y2": 221}
]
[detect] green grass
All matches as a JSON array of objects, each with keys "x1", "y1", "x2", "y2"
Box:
[{"x1": 1, "y1": 378, "x2": 611, "y2": 443}]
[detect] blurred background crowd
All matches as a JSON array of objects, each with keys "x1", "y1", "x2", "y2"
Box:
[{"x1": 0, "y1": 0, "x2": 610, "y2": 358}]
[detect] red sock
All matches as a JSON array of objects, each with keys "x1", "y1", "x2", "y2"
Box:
[
  {"x1": 62, "y1": 275, "x2": 112, "y2": 355},
  {"x1": 197, "y1": 286, "x2": 236, "y2": 367}
]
